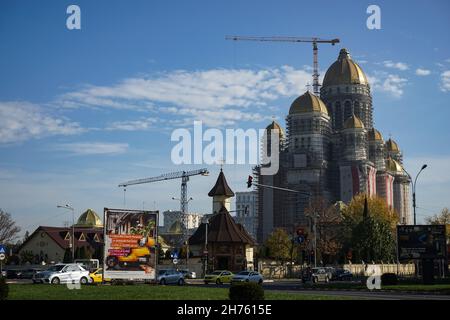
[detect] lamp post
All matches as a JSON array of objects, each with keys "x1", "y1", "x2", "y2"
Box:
[
  {"x1": 402, "y1": 164, "x2": 428, "y2": 225},
  {"x1": 57, "y1": 204, "x2": 75, "y2": 262},
  {"x1": 204, "y1": 219, "x2": 209, "y2": 277},
  {"x1": 171, "y1": 197, "x2": 193, "y2": 269}
]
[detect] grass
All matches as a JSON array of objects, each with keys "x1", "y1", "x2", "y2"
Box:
[
  {"x1": 7, "y1": 284, "x2": 351, "y2": 300},
  {"x1": 302, "y1": 281, "x2": 450, "y2": 293}
]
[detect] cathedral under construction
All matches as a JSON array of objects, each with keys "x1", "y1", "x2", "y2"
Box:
[{"x1": 255, "y1": 48, "x2": 411, "y2": 243}]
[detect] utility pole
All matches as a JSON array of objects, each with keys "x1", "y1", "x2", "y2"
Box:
[
  {"x1": 57, "y1": 204, "x2": 75, "y2": 262},
  {"x1": 402, "y1": 164, "x2": 428, "y2": 225}
]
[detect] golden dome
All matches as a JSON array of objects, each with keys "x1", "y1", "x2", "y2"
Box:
[
  {"x1": 386, "y1": 158, "x2": 403, "y2": 173},
  {"x1": 75, "y1": 209, "x2": 103, "y2": 228},
  {"x1": 386, "y1": 138, "x2": 400, "y2": 152},
  {"x1": 265, "y1": 120, "x2": 285, "y2": 138},
  {"x1": 368, "y1": 128, "x2": 383, "y2": 141},
  {"x1": 168, "y1": 220, "x2": 183, "y2": 234},
  {"x1": 289, "y1": 91, "x2": 328, "y2": 115},
  {"x1": 343, "y1": 114, "x2": 365, "y2": 129},
  {"x1": 323, "y1": 48, "x2": 368, "y2": 86}
]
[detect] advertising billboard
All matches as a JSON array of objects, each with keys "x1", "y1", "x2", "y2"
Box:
[
  {"x1": 103, "y1": 208, "x2": 158, "y2": 280},
  {"x1": 397, "y1": 225, "x2": 447, "y2": 260}
]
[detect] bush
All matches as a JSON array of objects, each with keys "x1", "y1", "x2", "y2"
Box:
[
  {"x1": 229, "y1": 282, "x2": 265, "y2": 300},
  {"x1": 0, "y1": 277, "x2": 8, "y2": 300},
  {"x1": 381, "y1": 273, "x2": 398, "y2": 285}
]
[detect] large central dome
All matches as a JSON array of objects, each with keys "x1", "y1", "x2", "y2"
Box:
[{"x1": 323, "y1": 48, "x2": 368, "y2": 86}]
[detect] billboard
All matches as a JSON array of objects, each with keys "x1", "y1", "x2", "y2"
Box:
[
  {"x1": 103, "y1": 208, "x2": 158, "y2": 280},
  {"x1": 397, "y1": 225, "x2": 447, "y2": 260}
]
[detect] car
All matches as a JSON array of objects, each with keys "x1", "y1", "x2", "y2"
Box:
[
  {"x1": 32, "y1": 263, "x2": 90, "y2": 285},
  {"x1": 178, "y1": 269, "x2": 196, "y2": 279},
  {"x1": 311, "y1": 268, "x2": 330, "y2": 283},
  {"x1": 323, "y1": 267, "x2": 335, "y2": 280},
  {"x1": 157, "y1": 269, "x2": 185, "y2": 285},
  {"x1": 18, "y1": 268, "x2": 42, "y2": 279},
  {"x1": 334, "y1": 268, "x2": 353, "y2": 281},
  {"x1": 204, "y1": 270, "x2": 234, "y2": 285},
  {"x1": 89, "y1": 268, "x2": 111, "y2": 284},
  {"x1": 6, "y1": 269, "x2": 20, "y2": 279},
  {"x1": 231, "y1": 271, "x2": 263, "y2": 285}
]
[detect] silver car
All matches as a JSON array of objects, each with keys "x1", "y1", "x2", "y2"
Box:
[
  {"x1": 33, "y1": 263, "x2": 90, "y2": 285},
  {"x1": 157, "y1": 269, "x2": 185, "y2": 285},
  {"x1": 231, "y1": 271, "x2": 264, "y2": 285}
]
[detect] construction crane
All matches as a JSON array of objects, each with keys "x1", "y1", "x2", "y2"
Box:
[
  {"x1": 119, "y1": 168, "x2": 209, "y2": 268},
  {"x1": 119, "y1": 168, "x2": 209, "y2": 217},
  {"x1": 225, "y1": 36, "x2": 340, "y2": 96}
]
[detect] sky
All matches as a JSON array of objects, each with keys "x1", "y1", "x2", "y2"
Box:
[{"x1": 0, "y1": 0, "x2": 449, "y2": 237}]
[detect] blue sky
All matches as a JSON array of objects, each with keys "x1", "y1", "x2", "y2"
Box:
[{"x1": 0, "y1": 0, "x2": 449, "y2": 236}]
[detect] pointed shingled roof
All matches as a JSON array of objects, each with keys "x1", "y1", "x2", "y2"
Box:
[
  {"x1": 208, "y1": 169, "x2": 235, "y2": 197},
  {"x1": 189, "y1": 206, "x2": 255, "y2": 245}
]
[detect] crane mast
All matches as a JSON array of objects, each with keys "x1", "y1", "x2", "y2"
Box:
[{"x1": 225, "y1": 35, "x2": 340, "y2": 96}]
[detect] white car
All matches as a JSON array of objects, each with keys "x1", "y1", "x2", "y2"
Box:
[
  {"x1": 231, "y1": 271, "x2": 263, "y2": 285},
  {"x1": 33, "y1": 263, "x2": 90, "y2": 285}
]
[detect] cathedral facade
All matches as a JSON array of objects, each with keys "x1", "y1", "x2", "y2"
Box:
[{"x1": 256, "y1": 48, "x2": 411, "y2": 243}]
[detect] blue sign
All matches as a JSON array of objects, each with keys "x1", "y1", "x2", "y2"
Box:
[
  {"x1": 170, "y1": 251, "x2": 179, "y2": 259},
  {"x1": 0, "y1": 245, "x2": 6, "y2": 254},
  {"x1": 296, "y1": 235, "x2": 305, "y2": 244}
]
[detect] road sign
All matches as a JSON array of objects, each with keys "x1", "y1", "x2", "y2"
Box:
[
  {"x1": 171, "y1": 251, "x2": 179, "y2": 259},
  {"x1": 173, "y1": 258, "x2": 178, "y2": 264},
  {"x1": 0, "y1": 245, "x2": 6, "y2": 255},
  {"x1": 0, "y1": 253, "x2": 5, "y2": 261}
]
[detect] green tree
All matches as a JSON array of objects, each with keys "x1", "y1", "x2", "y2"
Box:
[
  {"x1": 20, "y1": 250, "x2": 34, "y2": 264},
  {"x1": 264, "y1": 228, "x2": 291, "y2": 263},
  {"x1": 426, "y1": 208, "x2": 450, "y2": 242},
  {"x1": 63, "y1": 248, "x2": 72, "y2": 263},
  {"x1": 341, "y1": 194, "x2": 397, "y2": 263}
]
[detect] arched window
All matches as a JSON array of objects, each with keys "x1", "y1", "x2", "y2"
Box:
[{"x1": 344, "y1": 100, "x2": 352, "y2": 120}]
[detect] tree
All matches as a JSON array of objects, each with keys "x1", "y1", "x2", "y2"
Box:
[
  {"x1": 426, "y1": 208, "x2": 450, "y2": 242},
  {"x1": 0, "y1": 209, "x2": 20, "y2": 244},
  {"x1": 264, "y1": 228, "x2": 291, "y2": 263},
  {"x1": 63, "y1": 248, "x2": 72, "y2": 263},
  {"x1": 341, "y1": 194, "x2": 398, "y2": 263},
  {"x1": 304, "y1": 197, "x2": 343, "y2": 265},
  {"x1": 20, "y1": 250, "x2": 34, "y2": 264}
]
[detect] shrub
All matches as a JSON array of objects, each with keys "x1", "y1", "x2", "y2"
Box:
[
  {"x1": 381, "y1": 273, "x2": 398, "y2": 285},
  {"x1": 0, "y1": 277, "x2": 8, "y2": 300},
  {"x1": 229, "y1": 282, "x2": 265, "y2": 300}
]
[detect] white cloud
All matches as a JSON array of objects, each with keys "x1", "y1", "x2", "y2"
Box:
[
  {"x1": 0, "y1": 101, "x2": 84, "y2": 144},
  {"x1": 54, "y1": 142, "x2": 129, "y2": 155},
  {"x1": 107, "y1": 118, "x2": 158, "y2": 131},
  {"x1": 367, "y1": 73, "x2": 408, "y2": 98},
  {"x1": 383, "y1": 60, "x2": 409, "y2": 71},
  {"x1": 59, "y1": 66, "x2": 312, "y2": 126},
  {"x1": 415, "y1": 68, "x2": 431, "y2": 76},
  {"x1": 440, "y1": 70, "x2": 450, "y2": 92}
]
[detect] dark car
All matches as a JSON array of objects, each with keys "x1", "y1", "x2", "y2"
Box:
[
  {"x1": 19, "y1": 268, "x2": 42, "y2": 279},
  {"x1": 334, "y1": 268, "x2": 353, "y2": 281},
  {"x1": 6, "y1": 269, "x2": 21, "y2": 279}
]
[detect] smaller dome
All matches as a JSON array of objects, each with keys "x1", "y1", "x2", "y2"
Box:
[
  {"x1": 386, "y1": 138, "x2": 400, "y2": 152},
  {"x1": 386, "y1": 158, "x2": 404, "y2": 173},
  {"x1": 168, "y1": 220, "x2": 183, "y2": 234},
  {"x1": 368, "y1": 128, "x2": 383, "y2": 141},
  {"x1": 289, "y1": 91, "x2": 328, "y2": 115},
  {"x1": 75, "y1": 209, "x2": 103, "y2": 228},
  {"x1": 265, "y1": 120, "x2": 285, "y2": 139},
  {"x1": 343, "y1": 114, "x2": 365, "y2": 129}
]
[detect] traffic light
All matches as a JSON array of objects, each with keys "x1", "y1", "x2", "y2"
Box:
[{"x1": 246, "y1": 176, "x2": 253, "y2": 188}]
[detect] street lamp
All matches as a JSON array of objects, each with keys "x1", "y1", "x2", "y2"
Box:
[
  {"x1": 402, "y1": 164, "x2": 428, "y2": 225},
  {"x1": 57, "y1": 204, "x2": 75, "y2": 262},
  {"x1": 171, "y1": 197, "x2": 193, "y2": 269}
]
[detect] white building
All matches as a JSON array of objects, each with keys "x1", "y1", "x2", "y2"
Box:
[{"x1": 234, "y1": 191, "x2": 258, "y2": 239}]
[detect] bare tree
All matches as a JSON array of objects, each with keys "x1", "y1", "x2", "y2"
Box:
[{"x1": 0, "y1": 209, "x2": 21, "y2": 244}]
